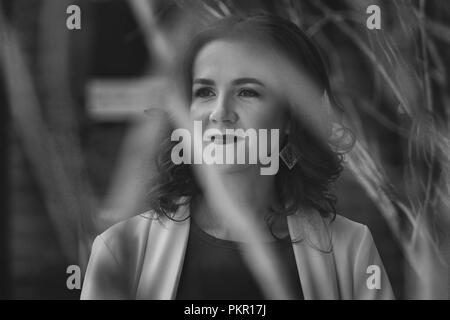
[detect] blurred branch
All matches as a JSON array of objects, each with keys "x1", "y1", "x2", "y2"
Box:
[
  {"x1": 421, "y1": 10, "x2": 450, "y2": 44},
  {"x1": 308, "y1": 0, "x2": 449, "y2": 298},
  {"x1": 1, "y1": 10, "x2": 79, "y2": 262},
  {"x1": 37, "y1": 0, "x2": 99, "y2": 270},
  {"x1": 312, "y1": 0, "x2": 412, "y2": 116},
  {"x1": 418, "y1": 0, "x2": 432, "y2": 112}
]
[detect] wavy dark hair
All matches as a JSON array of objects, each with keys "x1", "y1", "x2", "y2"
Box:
[{"x1": 147, "y1": 13, "x2": 354, "y2": 237}]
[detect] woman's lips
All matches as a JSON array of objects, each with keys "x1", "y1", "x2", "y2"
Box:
[{"x1": 204, "y1": 129, "x2": 247, "y2": 145}]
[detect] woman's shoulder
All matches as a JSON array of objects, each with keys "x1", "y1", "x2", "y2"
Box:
[
  {"x1": 330, "y1": 214, "x2": 376, "y2": 254},
  {"x1": 96, "y1": 211, "x2": 158, "y2": 251},
  {"x1": 82, "y1": 211, "x2": 160, "y2": 299}
]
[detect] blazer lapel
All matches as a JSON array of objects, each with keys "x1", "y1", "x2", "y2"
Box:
[
  {"x1": 287, "y1": 210, "x2": 340, "y2": 300},
  {"x1": 136, "y1": 205, "x2": 340, "y2": 300},
  {"x1": 135, "y1": 206, "x2": 190, "y2": 299}
]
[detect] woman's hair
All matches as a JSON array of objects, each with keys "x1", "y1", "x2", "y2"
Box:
[{"x1": 147, "y1": 13, "x2": 353, "y2": 237}]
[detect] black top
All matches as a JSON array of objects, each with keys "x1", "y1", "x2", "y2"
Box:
[{"x1": 176, "y1": 219, "x2": 304, "y2": 300}]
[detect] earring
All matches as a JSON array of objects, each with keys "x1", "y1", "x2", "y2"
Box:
[{"x1": 280, "y1": 142, "x2": 299, "y2": 170}]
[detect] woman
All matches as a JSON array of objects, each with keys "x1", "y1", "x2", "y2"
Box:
[{"x1": 81, "y1": 13, "x2": 394, "y2": 300}]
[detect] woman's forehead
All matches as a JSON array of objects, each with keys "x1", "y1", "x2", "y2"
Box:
[{"x1": 192, "y1": 39, "x2": 285, "y2": 82}]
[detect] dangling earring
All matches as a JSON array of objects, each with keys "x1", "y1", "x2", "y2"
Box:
[{"x1": 280, "y1": 140, "x2": 299, "y2": 170}]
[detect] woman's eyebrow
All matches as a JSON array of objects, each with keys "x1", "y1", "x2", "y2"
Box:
[
  {"x1": 192, "y1": 77, "x2": 265, "y2": 87},
  {"x1": 193, "y1": 78, "x2": 215, "y2": 85},
  {"x1": 232, "y1": 78, "x2": 265, "y2": 87}
]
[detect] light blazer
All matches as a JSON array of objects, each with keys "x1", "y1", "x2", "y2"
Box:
[{"x1": 80, "y1": 206, "x2": 394, "y2": 300}]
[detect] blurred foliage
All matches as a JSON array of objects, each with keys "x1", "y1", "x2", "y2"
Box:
[
  {"x1": 1, "y1": 0, "x2": 449, "y2": 298},
  {"x1": 129, "y1": 0, "x2": 450, "y2": 298}
]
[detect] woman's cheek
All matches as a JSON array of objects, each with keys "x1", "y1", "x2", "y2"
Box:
[
  {"x1": 189, "y1": 102, "x2": 208, "y2": 120},
  {"x1": 249, "y1": 103, "x2": 284, "y2": 130}
]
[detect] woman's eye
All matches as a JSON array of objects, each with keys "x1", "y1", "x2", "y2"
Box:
[
  {"x1": 193, "y1": 87, "x2": 215, "y2": 98},
  {"x1": 238, "y1": 88, "x2": 260, "y2": 98}
]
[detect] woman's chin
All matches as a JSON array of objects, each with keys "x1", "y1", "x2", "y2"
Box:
[{"x1": 201, "y1": 163, "x2": 254, "y2": 174}]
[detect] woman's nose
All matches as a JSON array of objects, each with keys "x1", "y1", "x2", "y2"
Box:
[{"x1": 208, "y1": 95, "x2": 238, "y2": 124}]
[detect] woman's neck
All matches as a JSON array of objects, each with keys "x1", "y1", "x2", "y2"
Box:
[{"x1": 192, "y1": 167, "x2": 288, "y2": 242}]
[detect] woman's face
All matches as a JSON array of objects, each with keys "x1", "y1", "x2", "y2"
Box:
[{"x1": 190, "y1": 39, "x2": 289, "y2": 173}]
